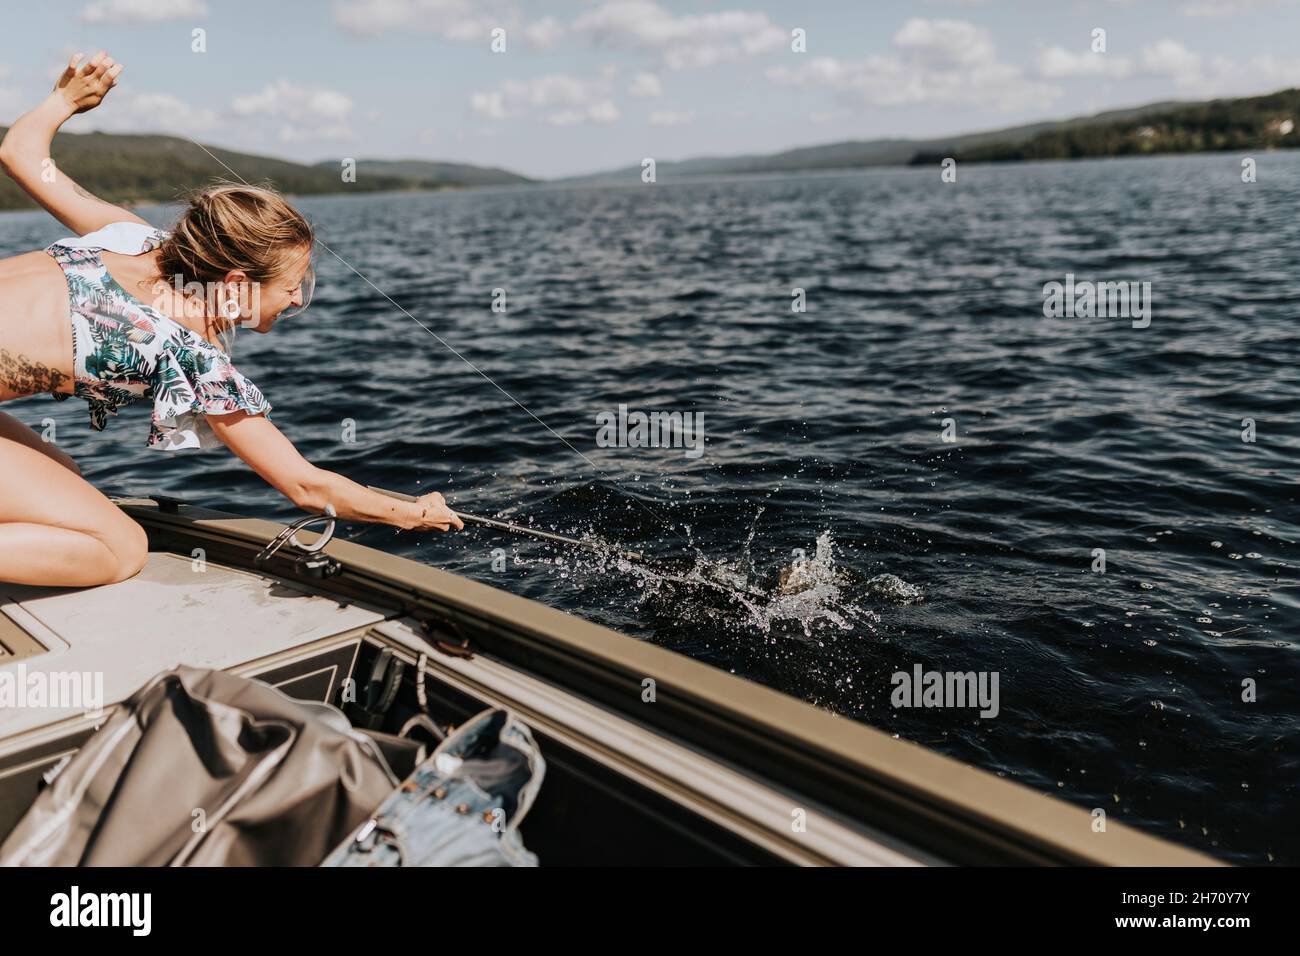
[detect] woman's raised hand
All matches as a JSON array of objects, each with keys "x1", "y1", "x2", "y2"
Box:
[{"x1": 53, "y1": 52, "x2": 123, "y2": 115}]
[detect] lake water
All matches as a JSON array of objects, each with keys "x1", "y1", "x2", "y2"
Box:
[{"x1": 2, "y1": 151, "x2": 1296, "y2": 864}]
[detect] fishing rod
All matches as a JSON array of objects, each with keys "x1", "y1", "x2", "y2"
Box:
[
  {"x1": 367, "y1": 486, "x2": 646, "y2": 562},
  {"x1": 367, "y1": 485, "x2": 771, "y2": 601}
]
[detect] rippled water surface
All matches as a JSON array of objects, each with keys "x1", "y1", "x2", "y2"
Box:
[{"x1": 2, "y1": 153, "x2": 1297, "y2": 864}]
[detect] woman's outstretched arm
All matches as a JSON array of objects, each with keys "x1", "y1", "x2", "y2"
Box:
[
  {"x1": 208, "y1": 410, "x2": 464, "y2": 531},
  {"x1": 0, "y1": 51, "x2": 149, "y2": 235}
]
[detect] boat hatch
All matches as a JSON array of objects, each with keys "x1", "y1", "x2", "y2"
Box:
[
  {"x1": 0, "y1": 551, "x2": 387, "y2": 741},
  {"x1": 0, "y1": 607, "x2": 48, "y2": 664}
]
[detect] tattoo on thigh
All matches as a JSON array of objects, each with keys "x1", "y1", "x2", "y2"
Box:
[{"x1": 0, "y1": 348, "x2": 71, "y2": 395}]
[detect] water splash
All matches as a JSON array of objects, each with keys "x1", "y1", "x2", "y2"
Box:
[
  {"x1": 861, "y1": 572, "x2": 925, "y2": 604},
  {"x1": 753, "y1": 530, "x2": 878, "y2": 636},
  {"x1": 481, "y1": 518, "x2": 921, "y2": 640},
  {"x1": 621, "y1": 530, "x2": 901, "y2": 639}
]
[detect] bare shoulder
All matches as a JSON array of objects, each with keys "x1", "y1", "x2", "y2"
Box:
[{"x1": 0, "y1": 249, "x2": 64, "y2": 280}]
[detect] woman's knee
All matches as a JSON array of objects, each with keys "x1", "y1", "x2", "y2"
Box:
[
  {"x1": 101, "y1": 519, "x2": 148, "y2": 583},
  {"x1": 0, "y1": 434, "x2": 145, "y2": 583}
]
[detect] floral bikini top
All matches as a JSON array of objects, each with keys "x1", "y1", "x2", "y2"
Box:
[{"x1": 46, "y1": 221, "x2": 272, "y2": 451}]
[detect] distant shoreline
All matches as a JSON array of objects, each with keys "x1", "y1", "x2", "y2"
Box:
[
  {"x1": 3, "y1": 145, "x2": 1293, "y2": 218},
  {"x1": 0, "y1": 129, "x2": 533, "y2": 213},
  {"x1": 558, "y1": 86, "x2": 1300, "y2": 184}
]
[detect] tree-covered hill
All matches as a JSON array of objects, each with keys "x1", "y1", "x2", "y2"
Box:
[
  {"x1": 0, "y1": 128, "x2": 526, "y2": 211},
  {"x1": 910, "y1": 88, "x2": 1300, "y2": 166}
]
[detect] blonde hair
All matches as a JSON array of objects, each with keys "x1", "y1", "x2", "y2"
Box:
[{"x1": 156, "y1": 181, "x2": 314, "y2": 352}]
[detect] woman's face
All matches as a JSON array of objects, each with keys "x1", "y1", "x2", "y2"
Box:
[{"x1": 225, "y1": 245, "x2": 314, "y2": 333}]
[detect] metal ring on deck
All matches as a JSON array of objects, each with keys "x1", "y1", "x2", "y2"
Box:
[
  {"x1": 290, "y1": 503, "x2": 337, "y2": 552},
  {"x1": 255, "y1": 504, "x2": 338, "y2": 567}
]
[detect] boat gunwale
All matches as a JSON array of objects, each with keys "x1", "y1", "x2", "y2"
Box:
[{"x1": 112, "y1": 496, "x2": 1222, "y2": 868}]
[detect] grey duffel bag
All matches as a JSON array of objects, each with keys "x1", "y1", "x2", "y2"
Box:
[{"x1": 0, "y1": 665, "x2": 399, "y2": 866}]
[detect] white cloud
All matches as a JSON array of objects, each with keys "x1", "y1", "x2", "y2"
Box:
[
  {"x1": 1151, "y1": 46, "x2": 1300, "y2": 94},
  {"x1": 470, "y1": 90, "x2": 508, "y2": 120},
  {"x1": 524, "y1": 16, "x2": 566, "y2": 49},
  {"x1": 230, "y1": 80, "x2": 354, "y2": 143},
  {"x1": 333, "y1": 0, "x2": 500, "y2": 40},
  {"x1": 117, "y1": 92, "x2": 219, "y2": 131},
  {"x1": 1246, "y1": 52, "x2": 1300, "y2": 85},
  {"x1": 1034, "y1": 35, "x2": 1300, "y2": 97},
  {"x1": 1139, "y1": 38, "x2": 1204, "y2": 86},
  {"x1": 516, "y1": 74, "x2": 593, "y2": 109},
  {"x1": 1116, "y1": 39, "x2": 1232, "y2": 92},
  {"x1": 648, "y1": 109, "x2": 695, "y2": 126},
  {"x1": 544, "y1": 110, "x2": 584, "y2": 127},
  {"x1": 74, "y1": 91, "x2": 220, "y2": 137},
  {"x1": 333, "y1": 0, "x2": 784, "y2": 70},
  {"x1": 232, "y1": 81, "x2": 352, "y2": 121},
  {"x1": 80, "y1": 0, "x2": 207, "y2": 23},
  {"x1": 1182, "y1": 0, "x2": 1287, "y2": 14},
  {"x1": 471, "y1": 71, "x2": 621, "y2": 125},
  {"x1": 892, "y1": 17, "x2": 994, "y2": 68},
  {"x1": 768, "y1": 18, "x2": 1061, "y2": 112},
  {"x1": 277, "y1": 123, "x2": 353, "y2": 143},
  {"x1": 547, "y1": 101, "x2": 621, "y2": 126},
  {"x1": 628, "y1": 72, "x2": 663, "y2": 97},
  {"x1": 574, "y1": 0, "x2": 786, "y2": 70},
  {"x1": 1036, "y1": 46, "x2": 1133, "y2": 79},
  {"x1": 587, "y1": 100, "x2": 621, "y2": 123}
]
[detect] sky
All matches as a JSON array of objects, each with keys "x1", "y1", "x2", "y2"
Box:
[{"x1": 1, "y1": 0, "x2": 1299, "y2": 179}]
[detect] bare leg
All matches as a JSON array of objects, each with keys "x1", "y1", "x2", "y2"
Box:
[
  {"x1": 0, "y1": 523, "x2": 128, "y2": 586},
  {"x1": 0, "y1": 409, "x2": 81, "y2": 474},
  {"x1": 0, "y1": 435, "x2": 146, "y2": 587}
]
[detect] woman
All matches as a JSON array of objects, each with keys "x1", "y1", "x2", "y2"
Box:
[{"x1": 0, "y1": 51, "x2": 461, "y2": 589}]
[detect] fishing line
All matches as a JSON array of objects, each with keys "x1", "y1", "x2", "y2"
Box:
[{"x1": 180, "y1": 136, "x2": 705, "y2": 562}]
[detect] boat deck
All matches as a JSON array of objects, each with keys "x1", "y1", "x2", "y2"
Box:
[{"x1": 0, "y1": 552, "x2": 386, "y2": 739}]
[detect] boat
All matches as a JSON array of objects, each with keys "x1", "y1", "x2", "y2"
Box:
[{"x1": 0, "y1": 494, "x2": 1219, "y2": 866}]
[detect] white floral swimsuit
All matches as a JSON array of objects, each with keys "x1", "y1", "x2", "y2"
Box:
[{"x1": 45, "y1": 221, "x2": 272, "y2": 451}]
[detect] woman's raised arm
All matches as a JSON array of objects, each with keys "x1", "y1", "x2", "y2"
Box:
[{"x1": 0, "y1": 52, "x2": 149, "y2": 235}]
